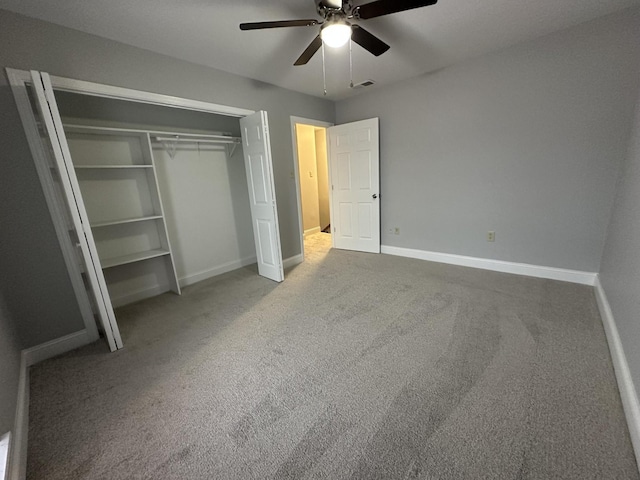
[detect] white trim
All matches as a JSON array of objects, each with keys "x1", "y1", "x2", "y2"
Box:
[
  {"x1": 290, "y1": 116, "x2": 334, "y2": 265},
  {"x1": 283, "y1": 254, "x2": 304, "y2": 270},
  {"x1": 8, "y1": 355, "x2": 28, "y2": 480},
  {"x1": 0, "y1": 432, "x2": 9, "y2": 480},
  {"x1": 380, "y1": 245, "x2": 597, "y2": 285},
  {"x1": 178, "y1": 256, "x2": 257, "y2": 288},
  {"x1": 304, "y1": 227, "x2": 322, "y2": 237},
  {"x1": 22, "y1": 330, "x2": 93, "y2": 367},
  {"x1": 48, "y1": 75, "x2": 255, "y2": 117},
  {"x1": 594, "y1": 277, "x2": 640, "y2": 465}
]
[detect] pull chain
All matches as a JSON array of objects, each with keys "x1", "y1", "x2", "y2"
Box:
[
  {"x1": 349, "y1": 39, "x2": 354, "y2": 89},
  {"x1": 322, "y1": 42, "x2": 327, "y2": 96}
]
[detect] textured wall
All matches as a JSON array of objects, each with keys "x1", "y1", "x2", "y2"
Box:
[
  {"x1": 600, "y1": 82, "x2": 640, "y2": 393},
  {"x1": 336, "y1": 9, "x2": 640, "y2": 272},
  {"x1": 0, "y1": 10, "x2": 334, "y2": 347}
]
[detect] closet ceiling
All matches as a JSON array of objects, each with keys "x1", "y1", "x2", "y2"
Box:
[{"x1": 1, "y1": 0, "x2": 637, "y2": 100}]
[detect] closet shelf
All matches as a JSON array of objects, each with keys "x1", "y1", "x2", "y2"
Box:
[
  {"x1": 74, "y1": 164, "x2": 153, "y2": 169},
  {"x1": 101, "y1": 249, "x2": 171, "y2": 269},
  {"x1": 64, "y1": 124, "x2": 238, "y2": 142},
  {"x1": 91, "y1": 215, "x2": 164, "y2": 228}
]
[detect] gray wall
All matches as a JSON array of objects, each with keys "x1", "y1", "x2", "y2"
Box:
[
  {"x1": 0, "y1": 294, "x2": 21, "y2": 437},
  {"x1": 600, "y1": 82, "x2": 640, "y2": 392},
  {"x1": 336, "y1": 8, "x2": 640, "y2": 272},
  {"x1": 0, "y1": 10, "x2": 334, "y2": 348}
]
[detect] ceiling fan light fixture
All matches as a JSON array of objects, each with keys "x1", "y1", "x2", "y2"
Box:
[{"x1": 321, "y1": 22, "x2": 352, "y2": 48}]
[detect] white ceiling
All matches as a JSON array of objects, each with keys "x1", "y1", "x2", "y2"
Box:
[{"x1": 1, "y1": 0, "x2": 638, "y2": 100}]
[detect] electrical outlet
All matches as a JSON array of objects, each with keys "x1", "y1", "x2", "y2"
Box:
[
  {"x1": 394, "y1": 227, "x2": 400, "y2": 235},
  {"x1": 487, "y1": 231, "x2": 495, "y2": 242}
]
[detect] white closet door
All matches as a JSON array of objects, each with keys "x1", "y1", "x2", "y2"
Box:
[
  {"x1": 30, "y1": 71, "x2": 123, "y2": 351},
  {"x1": 328, "y1": 118, "x2": 380, "y2": 253},
  {"x1": 240, "y1": 111, "x2": 284, "y2": 282}
]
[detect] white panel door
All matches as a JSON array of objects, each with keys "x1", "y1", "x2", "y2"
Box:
[
  {"x1": 328, "y1": 118, "x2": 380, "y2": 253},
  {"x1": 30, "y1": 71, "x2": 123, "y2": 351},
  {"x1": 240, "y1": 111, "x2": 284, "y2": 282}
]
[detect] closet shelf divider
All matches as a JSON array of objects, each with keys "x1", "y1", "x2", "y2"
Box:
[
  {"x1": 91, "y1": 215, "x2": 164, "y2": 228},
  {"x1": 101, "y1": 249, "x2": 171, "y2": 269}
]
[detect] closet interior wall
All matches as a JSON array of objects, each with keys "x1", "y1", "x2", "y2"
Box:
[{"x1": 56, "y1": 91, "x2": 256, "y2": 307}]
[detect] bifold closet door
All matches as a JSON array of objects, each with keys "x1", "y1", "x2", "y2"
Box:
[
  {"x1": 240, "y1": 111, "x2": 284, "y2": 282},
  {"x1": 29, "y1": 71, "x2": 123, "y2": 351}
]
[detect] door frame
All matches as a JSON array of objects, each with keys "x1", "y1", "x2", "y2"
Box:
[
  {"x1": 6, "y1": 67, "x2": 283, "y2": 350},
  {"x1": 290, "y1": 116, "x2": 333, "y2": 263}
]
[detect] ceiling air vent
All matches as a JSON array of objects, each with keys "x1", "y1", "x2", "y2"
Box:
[{"x1": 352, "y1": 79, "x2": 375, "y2": 89}]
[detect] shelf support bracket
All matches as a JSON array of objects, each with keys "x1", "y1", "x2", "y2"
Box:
[
  {"x1": 159, "y1": 136, "x2": 179, "y2": 159},
  {"x1": 227, "y1": 141, "x2": 239, "y2": 158}
]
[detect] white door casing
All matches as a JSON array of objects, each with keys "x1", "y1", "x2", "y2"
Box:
[
  {"x1": 30, "y1": 71, "x2": 123, "y2": 351},
  {"x1": 328, "y1": 118, "x2": 380, "y2": 253},
  {"x1": 240, "y1": 111, "x2": 285, "y2": 282}
]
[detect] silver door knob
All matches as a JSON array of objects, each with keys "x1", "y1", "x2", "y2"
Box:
[{"x1": 372, "y1": 194, "x2": 378, "y2": 199}]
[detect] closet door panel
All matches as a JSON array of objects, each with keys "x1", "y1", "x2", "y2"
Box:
[
  {"x1": 17, "y1": 81, "x2": 100, "y2": 342},
  {"x1": 240, "y1": 110, "x2": 284, "y2": 282},
  {"x1": 32, "y1": 71, "x2": 123, "y2": 350}
]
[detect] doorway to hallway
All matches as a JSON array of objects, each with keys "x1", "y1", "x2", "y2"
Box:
[{"x1": 291, "y1": 116, "x2": 333, "y2": 263}]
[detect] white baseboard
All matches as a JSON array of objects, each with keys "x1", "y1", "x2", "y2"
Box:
[
  {"x1": 112, "y1": 257, "x2": 259, "y2": 305},
  {"x1": 179, "y1": 256, "x2": 257, "y2": 288},
  {"x1": 283, "y1": 254, "x2": 303, "y2": 270},
  {"x1": 8, "y1": 355, "x2": 29, "y2": 480},
  {"x1": 22, "y1": 329, "x2": 92, "y2": 367},
  {"x1": 380, "y1": 245, "x2": 597, "y2": 285},
  {"x1": 594, "y1": 277, "x2": 640, "y2": 464},
  {"x1": 303, "y1": 227, "x2": 321, "y2": 238}
]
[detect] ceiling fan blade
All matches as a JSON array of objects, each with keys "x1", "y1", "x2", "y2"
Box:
[
  {"x1": 294, "y1": 35, "x2": 322, "y2": 66},
  {"x1": 355, "y1": 0, "x2": 438, "y2": 20},
  {"x1": 351, "y1": 25, "x2": 390, "y2": 56},
  {"x1": 240, "y1": 19, "x2": 318, "y2": 30}
]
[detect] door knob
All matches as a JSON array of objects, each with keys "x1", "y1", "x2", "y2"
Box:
[{"x1": 372, "y1": 194, "x2": 378, "y2": 199}]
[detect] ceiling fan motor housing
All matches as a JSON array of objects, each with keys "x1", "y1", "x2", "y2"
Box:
[{"x1": 316, "y1": 0, "x2": 353, "y2": 18}]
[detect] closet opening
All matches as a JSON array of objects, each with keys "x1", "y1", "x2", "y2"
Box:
[
  {"x1": 291, "y1": 117, "x2": 333, "y2": 263},
  {"x1": 55, "y1": 91, "x2": 256, "y2": 311},
  {"x1": 9, "y1": 68, "x2": 284, "y2": 351}
]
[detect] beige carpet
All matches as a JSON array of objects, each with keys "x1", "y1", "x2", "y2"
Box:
[{"x1": 26, "y1": 233, "x2": 638, "y2": 479}]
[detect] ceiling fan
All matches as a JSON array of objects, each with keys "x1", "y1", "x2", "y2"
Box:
[{"x1": 239, "y1": 0, "x2": 438, "y2": 66}]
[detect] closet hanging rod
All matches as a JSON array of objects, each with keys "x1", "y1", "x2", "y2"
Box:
[{"x1": 153, "y1": 135, "x2": 239, "y2": 145}]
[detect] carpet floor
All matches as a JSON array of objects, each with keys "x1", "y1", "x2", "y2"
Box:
[{"x1": 27, "y1": 233, "x2": 638, "y2": 479}]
